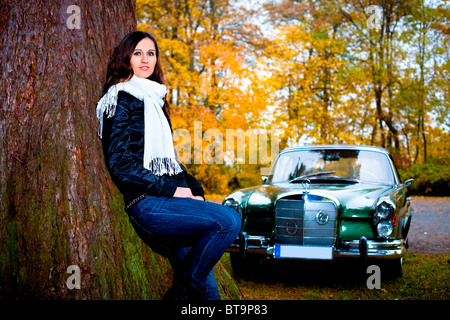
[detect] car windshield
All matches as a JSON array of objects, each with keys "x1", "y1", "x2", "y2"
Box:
[{"x1": 268, "y1": 149, "x2": 397, "y2": 185}]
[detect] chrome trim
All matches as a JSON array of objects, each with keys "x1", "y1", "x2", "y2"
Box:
[
  {"x1": 226, "y1": 237, "x2": 406, "y2": 260},
  {"x1": 335, "y1": 239, "x2": 406, "y2": 259},
  {"x1": 279, "y1": 144, "x2": 392, "y2": 157},
  {"x1": 223, "y1": 197, "x2": 243, "y2": 219},
  {"x1": 227, "y1": 235, "x2": 271, "y2": 255},
  {"x1": 274, "y1": 196, "x2": 339, "y2": 247}
]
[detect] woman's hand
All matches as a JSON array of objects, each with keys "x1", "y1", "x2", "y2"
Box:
[
  {"x1": 173, "y1": 187, "x2": 205, "y2": 201},
  {"x1": 173, "y1": 187, "x2": 194, "y2": 198}
]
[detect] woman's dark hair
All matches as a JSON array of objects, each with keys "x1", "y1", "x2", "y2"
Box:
[{"x1": 103, "y1": 31, "x2": 170, "y2": 116}]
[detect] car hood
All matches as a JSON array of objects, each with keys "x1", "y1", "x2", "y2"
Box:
[{"x1": 238, "y1": 182, "x2": 396, "y2": 218}]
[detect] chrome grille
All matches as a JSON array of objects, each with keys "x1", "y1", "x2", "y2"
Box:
[{"x1": 275, "y1": 198, "x2": 337, "y2": 246}]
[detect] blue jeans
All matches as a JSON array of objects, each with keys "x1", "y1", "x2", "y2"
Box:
[{"x1": 127, "y1": 196, "x2": 241, "y2": 300}]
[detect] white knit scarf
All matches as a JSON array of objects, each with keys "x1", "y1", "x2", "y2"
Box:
[{"x1": 96, "y1": 75, "x2": 182, "y2": 176}]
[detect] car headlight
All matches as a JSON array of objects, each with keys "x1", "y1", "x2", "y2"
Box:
[
  {"x1": 376, "y1": 202, "x2": 394, "y2": 220},
  {"x1": 377, "y1": 220, "x2": 393, "y2": 238},
  {"x1": 373, "y1": 201, "x2": 396, "y2": 239},
  {"x1": 223, "y1": 198, "x2": 242, "y2": 218}
]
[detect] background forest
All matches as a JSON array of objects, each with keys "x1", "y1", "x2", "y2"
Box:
[
  {"x1": 0, "y1": 0, "x2": 447, "y2": 301},
  {"x1": 137, "y1": 0, "x2": 449, "y2": 196}
]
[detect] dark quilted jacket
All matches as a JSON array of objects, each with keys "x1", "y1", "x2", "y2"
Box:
[{"x1": 101, "y1": 91, "x2": 204, "y2": 209}]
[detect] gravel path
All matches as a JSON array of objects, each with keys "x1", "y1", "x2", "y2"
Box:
[{"x1": 408, "y1": 197, "x2": 450, "y2": 254}]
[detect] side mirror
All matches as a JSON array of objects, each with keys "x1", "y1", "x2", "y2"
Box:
[
  {"x1": 403, "y1": 178, "x2": 414, "y2": 187},
  {"x1": 397, "y1": 178, "x2": 414, "y2": 195},
  {"x1": 261, "y1": 176, "x2": 268, "y2": 184}
]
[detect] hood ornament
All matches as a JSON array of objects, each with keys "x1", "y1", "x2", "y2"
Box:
[
  {"x1": 302, "y1": 178, "x2": 311, "y2": 202},
  {"x1": 302, "y1": 178, "x2": 311, "y2": 196}
]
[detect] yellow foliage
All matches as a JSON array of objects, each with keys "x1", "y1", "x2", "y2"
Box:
[{"x1": 136, "y1": 0, "x2": 449, "y2": 193}]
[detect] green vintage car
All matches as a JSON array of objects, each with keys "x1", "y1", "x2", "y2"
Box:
[{"x1": 224, "y1": 145, "x2": 413, "y2": 277}]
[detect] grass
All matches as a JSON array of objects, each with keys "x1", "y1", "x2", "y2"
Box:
[{"x1": 220, "y1": 252, "x2": 450, "y2": 300}]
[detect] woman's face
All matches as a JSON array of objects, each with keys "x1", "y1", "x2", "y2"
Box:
[{"x1": 130, "y1": 37, "x2": 157, "y2": 78}]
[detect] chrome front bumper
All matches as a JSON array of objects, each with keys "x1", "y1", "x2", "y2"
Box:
[{"x1": 226, "y1": 235, "x2": 406, "y2": 260}]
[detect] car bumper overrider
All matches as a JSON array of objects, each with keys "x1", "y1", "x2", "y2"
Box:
[{"x1": 227, "y1": 233, "x2": 406, "y2": 260}]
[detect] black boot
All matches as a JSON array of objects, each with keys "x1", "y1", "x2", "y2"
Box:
[{"x1": 162, "y1": 277, "x2": 206, "y2": 301}]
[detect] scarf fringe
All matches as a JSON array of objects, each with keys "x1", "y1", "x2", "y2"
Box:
[
  {"x1": 146, "y1": 157, "x2": 183, "y2": 176},
  {"x1": 96, "y1": 92, "x2": 117, "y2": 137},
  {"x1": 96, "y1": 76, "x2": 181, "y2": 177}
]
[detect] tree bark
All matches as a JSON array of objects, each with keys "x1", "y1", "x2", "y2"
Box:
[{"x1": 0, "y1": 0, "x2": 242, "y2": 300}]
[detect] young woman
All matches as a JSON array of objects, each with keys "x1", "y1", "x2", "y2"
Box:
[{"x1": 96, "y1": 31, "x2": 241, "y2": 300}]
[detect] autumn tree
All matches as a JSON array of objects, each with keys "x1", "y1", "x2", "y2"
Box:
[
  {"x1": 336, "y1": 0, "x2": 414, "y2": 153},
  {"x1": 0, "y1": 0, "x2": 241, "y2": 299},
  {"x1": 264, "y1": 0, "x2": 355, "y2": 145},
  {"x1": 338, "y1": 0, "x2": 449, "y2": 162},
  {"x1": 263, "y1": 0, "x2": 448, "y2": 167},
  {"x1": 396, "y1": 0, "x2": 449, "y2": 163},
  {"x1": 137, "y1": 0, "x2": 272, "y2": 193},
  {"x1": 132, "y1": 0, "x2": 448, "y2": 193}
]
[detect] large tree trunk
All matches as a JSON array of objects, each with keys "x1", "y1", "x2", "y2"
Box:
[{"x1": 0, "y1": 0, "x2": 242, "y2": 300}]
